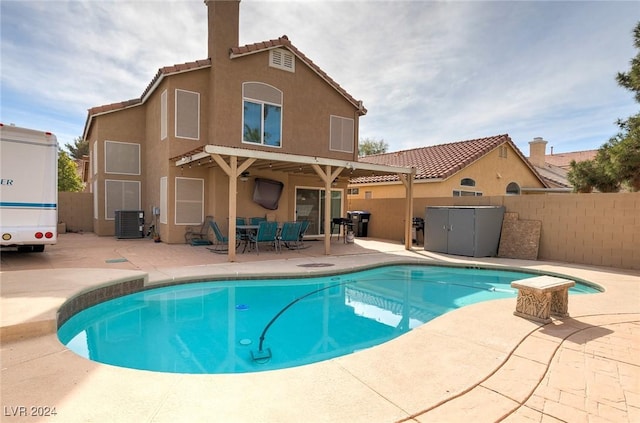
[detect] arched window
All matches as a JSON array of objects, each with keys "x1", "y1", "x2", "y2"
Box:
[
  {"x1": 460, "y1": 178, "x2": 475, "y2": 187},
  {"x1": 506, "y1": 182, "x2": 520, "y2": 195},
  {"x1": 242, "y1": 82, "x2": 282, "y2": 147}
]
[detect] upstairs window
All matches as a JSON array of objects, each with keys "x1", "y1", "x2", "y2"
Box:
[
  {"x1": 330, "y1": 115, "x2": 354, "y2": 153},
  {"x1": 92, "y1": 140, "x2": 98, "y2": 175},
  {"x1": 175, "y1": 89, "x2": 200, "y2": 140},
  {"x1": 160, "y1": 89, "x2": 168, "y2": 140},
  {"x1": 243, "y1": 82, "x2": 282, "y2": 147},
  {"x1": 105, "y1": 141, "x2": 140, "y2": 175},
  {"x1": 269, "y1": 49, "x2": 295, "y2": 72}
]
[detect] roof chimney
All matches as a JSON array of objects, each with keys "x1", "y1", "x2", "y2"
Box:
[
  {"x1": 204, "y1": 0, "x2": 240, "y2": 65},
  {"x1": 528, "y1": 137, "x2": 547, "y2": 167}
]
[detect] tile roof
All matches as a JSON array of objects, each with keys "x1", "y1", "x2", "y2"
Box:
[
  {"x1": 86, "y1": 59, "x2": 211, "y2": 116},
  {"x1": 230, "y1": 35, "x2": 366, "y2": 114},
  {"x1": 532, "y1": 164, "x2": 571, "y2": 188},
  {"x1": 544, "y1": 149, "x2": 598, "y2": 169},
  {"x1": 352, "y1": 134, "x2": 544, "y2": 185}
]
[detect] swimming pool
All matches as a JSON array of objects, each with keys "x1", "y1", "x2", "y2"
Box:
[{"x1": 58, "y1": 264, "x2": 599, "y2": 374}]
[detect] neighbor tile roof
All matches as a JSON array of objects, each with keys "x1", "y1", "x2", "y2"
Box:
[
  {"x1": 532, "y1": 164, "x2": 571, "y2": 188},
  {"x1": 352, "y1": 134, "x2": 543, "y2": 185},
  {"x1": 544, "y1": 149, "x2": 598, "y2": 169},
  {"x1": 230, "y1": 35, "x2": 366, "y2": 114}
]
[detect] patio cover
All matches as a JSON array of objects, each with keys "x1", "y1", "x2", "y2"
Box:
[{"x1": 174, "y1": 145, "x2": 415, "y2": 261}]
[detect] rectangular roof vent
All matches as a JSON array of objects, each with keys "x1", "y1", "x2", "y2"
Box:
[{"x1": 269, "y1": 48, "x2": 295, "y2": 72}]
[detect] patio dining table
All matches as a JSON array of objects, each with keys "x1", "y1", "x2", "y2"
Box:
[
  {"x1": 236, "y1": 223, "x2": 284, "y2": 253},
  {"x1": 236, "y1": 224, "x2": 260, "y2": 253}
]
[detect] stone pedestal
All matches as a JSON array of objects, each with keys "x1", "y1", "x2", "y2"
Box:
[{"x1": 511, "y1": 276, "x2": 575, "y2": 324}]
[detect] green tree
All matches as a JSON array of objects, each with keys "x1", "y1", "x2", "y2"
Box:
[
  {"x1": 65, "y1": 136, "x2": 89, "y2": 160},
  {"x1": 569, "y1": 21, "x2": 640, "y2": 192},
  {"x1": 611, "y1": 22, "x2": 640, "y2": 191},
  {"x1": 567, "y1": 159, "x2": 618, "y2": 193},
  {"x1": 359, "y1": 137, "x2": 389, "y2": 156},
  {"x1": 58, "y1": 150, "x2": 84, "y2": 192},
  {"x1": 600, "y1": 117, "x2": 640, "y2": 191},
  {"x1": 616, "y1": 22, "x2": 640, "y2": 102}
]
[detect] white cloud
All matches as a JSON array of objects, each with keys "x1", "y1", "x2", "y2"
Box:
[{"x1": 1, "y1": 0, "x2": 637, "y2": 153}]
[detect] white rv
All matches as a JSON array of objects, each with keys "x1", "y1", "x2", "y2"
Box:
[{"x1": 0, "y1": 123, "x2": 58, "y2": 252}]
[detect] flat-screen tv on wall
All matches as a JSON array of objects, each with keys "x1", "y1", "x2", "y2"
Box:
[{"x1": 253, "y1": 178, "x2": 284, "y2": 210}]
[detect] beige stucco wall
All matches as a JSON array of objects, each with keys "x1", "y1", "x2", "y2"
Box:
[
  {"x1": 206, "y1": 51, "x2": 359, "y2": 161},
  {"x1": 349, "y1": 142, "x2": 545, "y2": 199},
  {"x1": 348, "y1": 192, "x2": 640, "y2": 270},
  {"x1": 58, "y1": 192, "x2": 93, "y2": 233},
  {"x1": 142, "y1": 71, "x2": 210, "y2": 243},
  {"x1": 86, "y1": 107, "x2": 146, "y2": 236}
]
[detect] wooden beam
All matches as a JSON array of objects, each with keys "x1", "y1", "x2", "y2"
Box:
[
  {"x1": 209, "y1": 154, "x2": 256, "y2": 262},
  {"x1": 200, "y1": 144, "x2": 411, "y2": 175},
  {"x1": 211, "y1": 153, "x2": 231, "y2": 176},
  {"x1": 236, "y1": 158, "x2": 256, "y2": 177}
]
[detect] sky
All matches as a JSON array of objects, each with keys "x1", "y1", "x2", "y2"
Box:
[{"x1": 1, "y1": 0, "x2": 638, "y2": 156}]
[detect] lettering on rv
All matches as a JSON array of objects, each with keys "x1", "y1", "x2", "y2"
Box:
[{"x1": 0, "y1": 179, "x2": 14, "y2": 186}]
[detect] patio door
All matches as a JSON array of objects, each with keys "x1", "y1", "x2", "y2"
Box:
[{"x1": 295, "y1": 188, "x2": 342, "y2": 236}]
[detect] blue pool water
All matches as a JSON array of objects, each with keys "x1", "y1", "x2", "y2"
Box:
[{"x1": 58, "y1": 265, "x2": 598, "y2": 374}]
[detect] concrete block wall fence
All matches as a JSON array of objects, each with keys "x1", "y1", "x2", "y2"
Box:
[{"x1": 348, "y1": 192, "x2": 640, "y2": 271}]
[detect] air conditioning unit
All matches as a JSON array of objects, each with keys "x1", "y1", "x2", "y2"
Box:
[{"x1": 114, "y1": 210, "x2": 144, "y2": 239}]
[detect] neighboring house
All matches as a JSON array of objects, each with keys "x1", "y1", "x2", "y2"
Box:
[
  {"x1": 349, "y1": 134, "x2": 548, "y2": 199},
  {"x1": 82, "y1": 0, "x2": 413, "y2": 259},
  {"x1": 527, "y1": 137, "x2": 597, "y2": 189}
]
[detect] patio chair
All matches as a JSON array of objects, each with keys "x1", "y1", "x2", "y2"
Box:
[
  {"x1": 206, "y1": 220, "x2": 240, "y2": 253},
  {"x1": 247, "y1": 221, "x2": 279, "y2": 254},
  {"x1": 250, "y1": 216, "x2": 267, "y2": 225},
  {"x1": 185, "y1": 215, "x2": 213, "y2": 245},
  {"x1": 277, "y1": 221, "x2": 303, "y2": 251},
  {"x1": 298, "y1": 220, "x2": 310, "y2": 244}
]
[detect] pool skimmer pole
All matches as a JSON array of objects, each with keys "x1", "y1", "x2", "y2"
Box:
[{"x1": 251, "y1": 280, "x2": 355, "y2": 363}]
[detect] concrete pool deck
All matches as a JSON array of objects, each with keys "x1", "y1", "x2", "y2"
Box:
[{"x1": 1, "y1": 233, "x2": 639, "y2": 422}]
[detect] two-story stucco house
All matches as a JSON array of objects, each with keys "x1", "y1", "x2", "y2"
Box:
[{"x1": 83, "y1": 0, "x2": 414, "y2": 260}]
